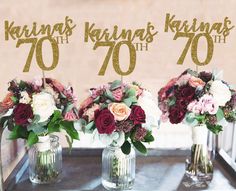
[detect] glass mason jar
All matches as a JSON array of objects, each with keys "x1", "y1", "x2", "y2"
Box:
[
  {"x1": 28, "y1": 135, "x2": 62, "y2": 184},
  {"x1": 102, "y1": 144, "x2": 136, "y2": 190},
  {"x1": 185, "y1": 124, "x2": 214, "y2": 186}
]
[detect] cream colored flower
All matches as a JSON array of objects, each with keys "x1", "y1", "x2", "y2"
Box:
[
  {"x1": 210, "y1": 80, "x2": 231, "y2": 106},
  {"x1": 108, "y1": 103, "x2": 131, "y2": 121},
  {"x1": 32, "y1": 92, "x2": 57, "y2": 122},
  {"x1": 84, "y1": 104, "x2": 100, "y2": 122}
]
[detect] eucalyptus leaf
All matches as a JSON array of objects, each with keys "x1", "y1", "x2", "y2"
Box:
[
  {"x1": 85, "y1": 121, "x2": 95, "y2": 131},
  {"x1": 125, "y1": 88, "x2": 136, "y2": 97},
  {"x1": 123, "y1": 96, "x2": 137, "y2": 107},
  {"x1": 65, "y1": 103, "x2": 74, "y2": 113},
  {"x1": 105, "y1": 89, "x2": 114, "y2": 101},
  {"x1": 110, "y1": 80, "x2": 122, "y2": 90},
  {"x1": 216, "y1": 108, "x2": 224, "y2": 121}
]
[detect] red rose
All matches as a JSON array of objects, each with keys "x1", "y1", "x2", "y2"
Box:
[
  {"x1": 168, "y1": 106, "x2": 186, "y2": 124},
  {"x1": 129, "y1": 106, "x2": 146, "y2": 125},
  {"x1": 94, "y1": 109, "x2": 115, "y2": 134},
  {"x1": 13, "y1": 103, "x2": 33, "y2": 125},
  {"x1": 177, "y1": 85, "x2": 195, "y2": 102}
]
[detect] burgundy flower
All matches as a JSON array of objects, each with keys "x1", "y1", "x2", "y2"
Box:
[
  {"x1": 168, "y1": 106, "x2": 186, "y2": 124},
  {"x1": 94, "y1": 109, "x2": 115, "y2": 134},
  {"x1": 129, "y1": 106, "x2": 146, "y2": 125},
  {"x1": 176, "y1": 85, "x2": 195, "y2": 102},
  {"x1": 199, "y1": 71, "x2": 212, "y2": 83},
  {"x1": 134, "y1": 126, "x2": 147, "y2": 141},
  {"x1": 116, "y1": 120, "x2": 135, "y2": 133},
  {"x1": 13, "y1": 103, "x2": 33, "y2": 125}
]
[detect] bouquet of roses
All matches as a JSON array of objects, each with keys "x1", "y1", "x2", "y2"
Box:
[
  {"x1": 79, "y1": 80, "x2": 159, "y2": 154},
  {"x1": 0, "y1": 77, "x2": 79, "y2": 147},
  {"x1": 158, "y1": 69, "x2": 236, "y2": 133}
]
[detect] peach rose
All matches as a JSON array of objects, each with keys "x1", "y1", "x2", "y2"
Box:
[
  {"x1": 189, "y1": 76, "x2": 205, "y2": 88},
  {"x1": 108, "y1": 103, "x2": 131, "y2": 121},
  {"x1": 1, "y1": 92, "x2": 14, "y2": 109}
]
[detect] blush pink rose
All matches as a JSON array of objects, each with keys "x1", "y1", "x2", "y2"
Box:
[{"x1": 112, "y1": 88, "x2": 124, "y2": 101}]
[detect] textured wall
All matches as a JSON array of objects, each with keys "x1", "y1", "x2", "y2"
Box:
[{"x1": 0, "y1": 0, "x2": 236, "y2": 180}]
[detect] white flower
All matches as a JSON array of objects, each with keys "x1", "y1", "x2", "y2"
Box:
[
  {"x1": 32, "y1": 92, "x2": 57, "y2": 122},
  {"x1": 92, "y1": 129, "x2": 125, "y2": 147},
  {"x1": 138, "y1": 90, "x2": 161, "y2": 130},
  {"x1": 210, "y1": 80, "x2": 231, "y2": 106},
  {"x1": 19, "y1": 91, "x2": 31, "y2": 104}
]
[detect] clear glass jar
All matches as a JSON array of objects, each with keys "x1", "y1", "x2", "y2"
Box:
[
  {"x1": 102, "y1": 144, "x2": 135, "y2": 190},
  {"x1": 185, "y1": 124, "x2": 214, "y2": 186},
  {"x1": 28, "y1": 135, "x2": 62, "y2": 184}
]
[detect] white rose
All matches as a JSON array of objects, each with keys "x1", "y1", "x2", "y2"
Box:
[
  {"x1": 138, "y1": 90, "x2": 161, "y2": 130},
  {"x1": 19, "y1": 91, "x2": 31, "y2": 104},
  {"x1": 210, "y1": 80, "x2": 231, "y2": 106},
  {"x1": 32, "y1": 92, "x2": 57, "y2": 122}
]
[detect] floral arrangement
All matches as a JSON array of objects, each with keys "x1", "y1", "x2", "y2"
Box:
[
  {"x1": 79, "y1": 80, "x2": 159, "y2": 154},
  {"x1": 158, "y1": 69, "x2": 236, "y2": 133},
  {"x1": 0, "y1": 77, "x2": 79, "y2": 147}
]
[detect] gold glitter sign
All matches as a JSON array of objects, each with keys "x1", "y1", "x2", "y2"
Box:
[
  {"x1": 4, "y1": 16, "x2": 76, "y2": 72},
  {"x1": 164, "y1": 13, "x2": 235, "y2": 66},
  {"x1": 84, "y1": 22, "x2": 158, "y2": 76}
]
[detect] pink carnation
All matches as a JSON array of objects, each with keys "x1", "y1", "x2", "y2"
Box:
[
  {"x1": 64, "y1": 110, "x2": 77, "y2": 121},
  {"x1": 51, "y1": 79, "x2": 65, "y2": 92}
]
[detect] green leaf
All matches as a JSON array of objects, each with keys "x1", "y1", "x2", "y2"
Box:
[
  {"x1": 10, "y1": 96, "x2": 18, "y2": 103},
  {"x1": 27, "y1": 132, "x2": 38, "y2": 147},
  {"x1": 19, "y1": 80, "x2": 27, "y2": 89},
  {"x1": 143, "y1": 131, "x2": 155, "y2": 142},
  {"x1": 8, "y1": 125, "x2": 28, "y2": 140},
  {"x1": 206, "y1": 123, "x2": 223, "y2": 134},
  {"x1": 110, "y1": 80, "x2": 122, "y2": 90},
  {"x1": 216, "y1": 108, "x2": 224, "y2": 121},
  {"x1": 121, "y1": 141, "x2": 131, "y2": 155},
  {"x1": 51, "y1": 110, "x2": 62, "y2": 123},
  {"x1": 132, "y1": 140, "x2": 147, "y2": 154},
  {"x1": 61, "y1": 121, "x2": 79, "y2": 140},
  {"x1": 123, "y1": 96, "x2": 137, "y2": 107}
]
